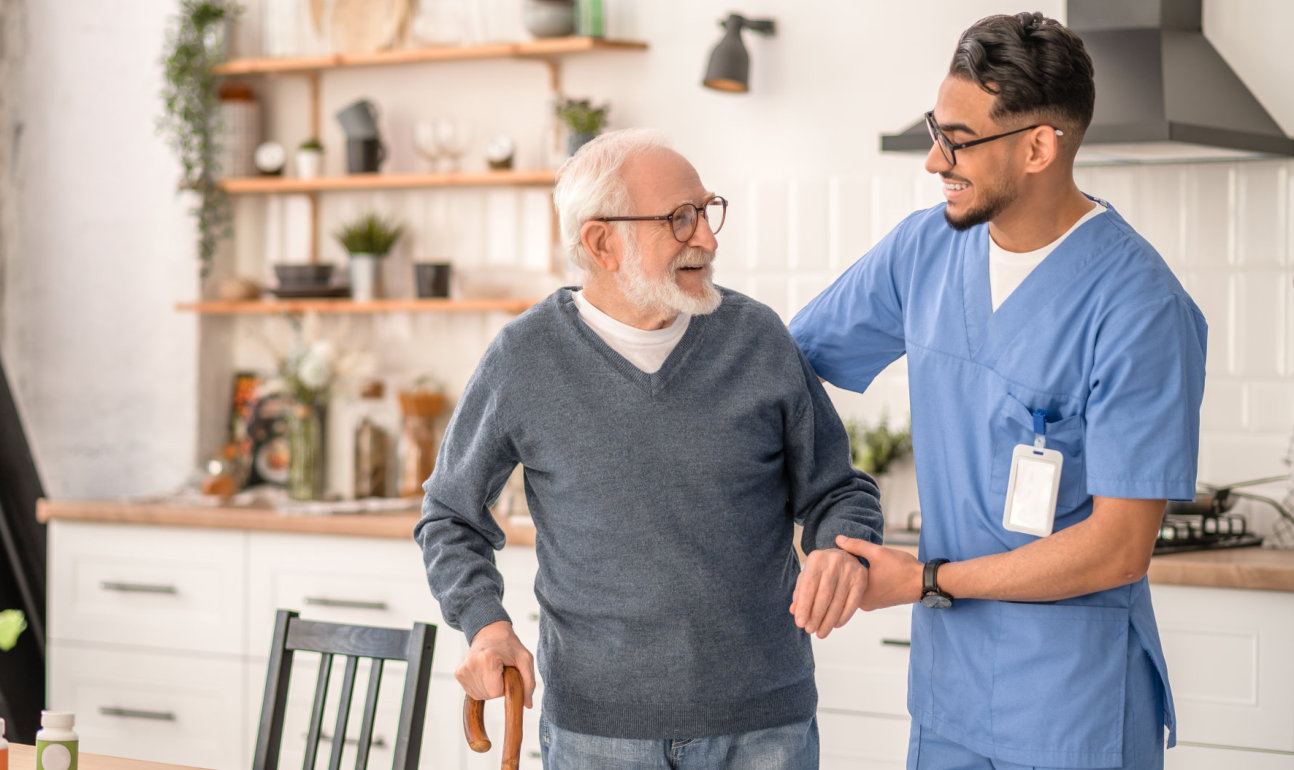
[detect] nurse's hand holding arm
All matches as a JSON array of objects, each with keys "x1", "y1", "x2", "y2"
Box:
[
  {"x1": 790, "y1": 546, "x2": 869, "y2": 638},
  {"x1": 837, "y1": 495, "x2": 1165, "y2": 609}
]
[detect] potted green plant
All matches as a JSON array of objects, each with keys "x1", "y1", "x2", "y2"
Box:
[
  {"x1": 296, "y1": 137, "x2": 323, "y2": 179},
  {"x1": 158, "y1": 0, "x2": 242, "y2": 281},
  {"x1": 334, "y1": 213, "x2": 404, "y2": 302},
  {"x1": 555, "y1": 96, "x2": 609, "y2": 155},
  {"x1": 846, "y1": 413, "x2": 912, "y2": 477}
]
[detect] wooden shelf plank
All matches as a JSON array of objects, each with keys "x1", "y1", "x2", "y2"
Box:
[
  {"x1": 176, "y1": 298, "x2": 538, "y2": 315},
  {"x1": 219, "y1": 169, "x2": 556, "y2": 194},
  {"x1": 213, "y1": 37, "x2": 647, "y2": 76}
]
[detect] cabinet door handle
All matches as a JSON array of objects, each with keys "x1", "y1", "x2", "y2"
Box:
[
  {"x1": 316, "y1": 732, "x2": 387, "y2": 749},
  {"x1": 881, "y1": 638, "x2": 911, "y2": 647},
  {"x1": 99, "y1": 581, "x2": 178, "y2": 595},
  {"x1": 303, "y1": 597, "x2": 388, "y2": 611},
  {"x1": 99, "y1": 706, "x2": 177, "y2": 721}
]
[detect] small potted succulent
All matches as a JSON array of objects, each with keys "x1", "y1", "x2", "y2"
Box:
[
  {"x1": 334, "y1": 213, "x2": 404, "y2": 302},
  {"x1": 296, "y1": 137, "x2": 323, "y2": 179},
  {"x1": 555, "y1": 96, "x2": 609, "y2": 156}
]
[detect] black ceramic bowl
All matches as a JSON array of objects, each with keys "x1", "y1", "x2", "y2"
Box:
[{"x1": 274, "y1": 264, "x2": 334, "y2": 288}]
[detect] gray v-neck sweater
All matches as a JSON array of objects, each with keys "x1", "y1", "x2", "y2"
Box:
[{"x1": 414, "y1": 287, "x2": 882, "y2": 739}]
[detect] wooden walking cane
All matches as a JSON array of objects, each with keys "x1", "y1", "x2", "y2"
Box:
[{"x1": 463, "y1": 665, "x2": 524, "y2": 770}]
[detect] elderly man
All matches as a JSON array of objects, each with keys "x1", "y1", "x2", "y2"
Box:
[{"x1": 414, "y1": 128, "x2": 882, "y2": 769}]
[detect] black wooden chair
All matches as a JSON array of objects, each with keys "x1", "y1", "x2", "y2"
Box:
[{"x1": 252, "y1": 608, "x2": 437, "y2": 770}]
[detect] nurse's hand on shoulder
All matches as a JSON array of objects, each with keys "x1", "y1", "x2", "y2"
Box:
[
  {"x1": 791, "y1": 546, "x2": 868, "y2": 639},
  {"x1": 457, "y1": 620, "x2": 536, "y2": 709},
  {"x1": 835, "y1": 535, "x2": 923, "y2": 611}
]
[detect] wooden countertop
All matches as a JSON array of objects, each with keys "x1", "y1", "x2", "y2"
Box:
[
  {"x1": 36, "y1": 500, "x2": 1293, "y2": 591},
  {"x1": 36, "y1": 498, "x2": 538, "y2": 545},
  {"x1": 9, "y1": 743, "x2": 207, "y2": 770}
]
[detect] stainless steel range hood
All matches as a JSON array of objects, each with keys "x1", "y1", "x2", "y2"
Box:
[{"x1": 880, "y1": 0, "x2": 1294, "y2": 164}]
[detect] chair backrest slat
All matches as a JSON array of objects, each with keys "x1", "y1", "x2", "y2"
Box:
[
  {"x1": 303, "y1": 652, "x2": 333, "y2": 768},
  {"x1": 327, "y1": 655, "x2": 359, "y2": 770},
  {"x1": 353, "y1": 658, "x2": 384, "y2": 770},
  {"x1": 252, "y1": 609, "x2": 437, "y2": 770}
]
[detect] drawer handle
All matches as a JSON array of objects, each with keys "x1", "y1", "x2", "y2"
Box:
[
  {"x1": 99, "y1": 706, "x2": 177, "y2": 721},
  {"x1": 881, "y1": 638, "x2": 911, "y2": 647},
  {"x1": 99, "y1": 581, "x2": 178, "y2": 595},
  {"x1": 303, "y1": 597, "x2": 388, "y2": 611},
  {"x1": 317, "y1": 732, "x2": 387, "y2": 749}
]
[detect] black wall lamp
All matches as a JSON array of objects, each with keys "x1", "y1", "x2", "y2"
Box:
[{"x1": 702, "y1": 13, "x2": 777, "y2": 93}]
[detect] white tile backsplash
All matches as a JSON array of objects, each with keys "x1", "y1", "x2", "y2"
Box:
[{"x1": 737, "y1": 159, "x2": 1294, "y2": 490}]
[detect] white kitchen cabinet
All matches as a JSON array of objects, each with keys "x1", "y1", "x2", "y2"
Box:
[
  {"x1": 45, "y1": 518, "x2": 495, "y2": 769},
  {"x1": 813, "y1": 604, "x2": 913, "y2": 768},
  {"x1": 1154, "y1": 583, "x2": 1294, "y2": 768},
  {"x1": 47, "y1": 641, "x2": 247, "y2": 768}
]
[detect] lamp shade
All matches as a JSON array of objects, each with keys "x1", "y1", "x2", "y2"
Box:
[{"x1": 703, "y1": 16, "x2": 750, "y2": 92}]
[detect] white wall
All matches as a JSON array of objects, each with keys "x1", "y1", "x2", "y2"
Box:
[{"x1": 3, "y1": 1, "x2": 1292, "y2": 530}]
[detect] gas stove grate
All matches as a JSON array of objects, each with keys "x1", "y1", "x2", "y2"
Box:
[{"x1": 1154, "y1": 512, "x2": 1263, "y2": 555}]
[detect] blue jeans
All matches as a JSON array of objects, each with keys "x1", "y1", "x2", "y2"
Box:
[{"x1": 539, "y1": 714, "x2": 819, "y2": 770}]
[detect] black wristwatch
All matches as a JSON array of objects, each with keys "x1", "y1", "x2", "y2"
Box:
[{"x1": 921, "y1": 558, "x2": 953, "y2": 609}]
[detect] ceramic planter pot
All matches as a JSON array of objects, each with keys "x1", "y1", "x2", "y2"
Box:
[
  {"x1": 349, "y1": 253, "x2": 381, "y2": 302},
  {"x1": 296, "y1": 148, "x2": 322, "y2": 179}
]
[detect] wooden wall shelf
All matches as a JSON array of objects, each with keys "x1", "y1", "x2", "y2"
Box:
[
  {"x1": 177, "y1": 298, "x2": 538, "y2": 315},
  {"x1": 212, "y1": 37, "x2": 648, "y2": 76},
  {"x1": 219, "y1": 169, "x2": 557, "y2": 195}
]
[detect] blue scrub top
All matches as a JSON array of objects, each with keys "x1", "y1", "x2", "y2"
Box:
[{"x1": 791, "y1": 200, "x2": 1207, "y2": 768}]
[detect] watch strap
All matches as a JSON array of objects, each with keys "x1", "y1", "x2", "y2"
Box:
[{"x1": 923, "y1": 558, "x2": 950, "y2": 598}]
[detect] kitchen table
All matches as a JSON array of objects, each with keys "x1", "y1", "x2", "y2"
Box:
[{"x1": 8, "y1": 743, "x2": 210, "y2": 769}]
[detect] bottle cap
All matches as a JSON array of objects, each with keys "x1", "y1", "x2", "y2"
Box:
[{"x1": 40, "y1": 710, "x2": 75, "y2": 729}]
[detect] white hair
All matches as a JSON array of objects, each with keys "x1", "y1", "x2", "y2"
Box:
[{"x1": 552, "y1": 128, "x2": 672, "y2": 272}]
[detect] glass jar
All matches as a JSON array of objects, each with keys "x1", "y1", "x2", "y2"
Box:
[{"x1": 398, "y1": 415, "x2": 437, "y2": 498}]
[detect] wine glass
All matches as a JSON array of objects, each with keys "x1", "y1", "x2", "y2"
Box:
[
  {"x1": 414, "y1": 121, "x2": 444, "y2": 173},
  {"x1": 433, "y1": 118, "x2": 473, "y2": 173}
]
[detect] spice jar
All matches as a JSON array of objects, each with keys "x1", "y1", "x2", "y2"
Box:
[
  {"x1": 354, "y1": 380, "x2": 389, "y2": 499},
  {"x1": 397, "y1": 386, "x2": 448, "y2": 498}
]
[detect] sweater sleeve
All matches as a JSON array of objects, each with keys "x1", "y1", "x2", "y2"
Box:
[
  {"x1": 783, "y1": 345, "x2": 885, "y2": 554},
  {"x1": 413, "y1": 361, "x2": 520, "y2": 643}
]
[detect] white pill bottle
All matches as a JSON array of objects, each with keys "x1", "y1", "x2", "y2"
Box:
[{"x1": 35, "y1": 711, "x2": 78, "y2": 770}]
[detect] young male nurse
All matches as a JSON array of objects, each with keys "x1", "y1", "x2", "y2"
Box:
[{"x1": 791, "y1": 12, "x2": 1207, "y2": 770}]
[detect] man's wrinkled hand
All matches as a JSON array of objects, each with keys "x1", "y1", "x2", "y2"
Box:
[
  {"x1": 456, "y1": 620, "x2": 537, "y2": 708},
  {"x1": 790, "y1": 546, "x2": 868, "y2": 639}
]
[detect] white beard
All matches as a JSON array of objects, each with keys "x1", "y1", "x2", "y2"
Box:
[{"x1": 615, "y1": 238, "x2": 722, "y2": 317}]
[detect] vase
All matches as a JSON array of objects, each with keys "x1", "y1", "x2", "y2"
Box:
[{"x1": 287, "y1": 402, "x2": 325, "y2": 500}]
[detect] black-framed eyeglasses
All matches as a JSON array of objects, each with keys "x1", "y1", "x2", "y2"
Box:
[
  {"x1": 924, "y1": 110, "x2": 1062, "y2": 166},
  {"x1": 592, "y1": 196, "x2": 728, "y2": 243}
]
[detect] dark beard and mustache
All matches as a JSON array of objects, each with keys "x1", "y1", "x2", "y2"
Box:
[{"x1": 942, "y1": 174, "x2": 1017, "y2": 231}]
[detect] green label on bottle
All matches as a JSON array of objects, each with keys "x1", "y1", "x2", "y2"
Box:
[{"x1": 36, "y1": 739, "x2": 78, "y2": 770}]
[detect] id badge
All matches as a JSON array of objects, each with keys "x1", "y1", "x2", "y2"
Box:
[{"x1": 1002, "y1": 443, "x2": 1063, "y2": 537}]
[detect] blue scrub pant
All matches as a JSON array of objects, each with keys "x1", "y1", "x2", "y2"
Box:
[
  {"x1": 539, "y1": 714, "x2": 819, "y2": 770},
  {"x1": 907, "y1": 633, "x2": 1165, "y2": 769}
]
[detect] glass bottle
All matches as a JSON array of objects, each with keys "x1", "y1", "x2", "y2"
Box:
[
  {"x1": 288, "y1": 402, "x2": 324, "y2": 500},
  {"x1": 397, "y1": 387, "x2": 448, "y2": 498}
]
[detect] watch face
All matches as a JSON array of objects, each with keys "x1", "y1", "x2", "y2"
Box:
[{"x1": 921, "y1": 592, "x2": 952, "y2": 609}]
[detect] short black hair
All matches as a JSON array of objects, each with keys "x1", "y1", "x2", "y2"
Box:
[{"x1": 950, "y1": 12, "x2": 1095, "y2": 137}]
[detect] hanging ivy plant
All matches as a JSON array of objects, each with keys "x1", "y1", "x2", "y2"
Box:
[{"x1": 158, "y1": 0, "x2": 242, "y2": 280}]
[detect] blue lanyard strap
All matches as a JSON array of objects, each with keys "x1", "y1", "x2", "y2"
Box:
[{"x1": 1032, "y1": 408, "x2": 1047, "y2": 449}]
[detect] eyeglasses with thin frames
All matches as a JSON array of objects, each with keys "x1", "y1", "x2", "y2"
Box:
[
  {"x1": 593, "y1": 196, "x2": 728, "y2": 243},
  {"x1": 924, "y1": 110, "x2": 1063, "y2": 166}
]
